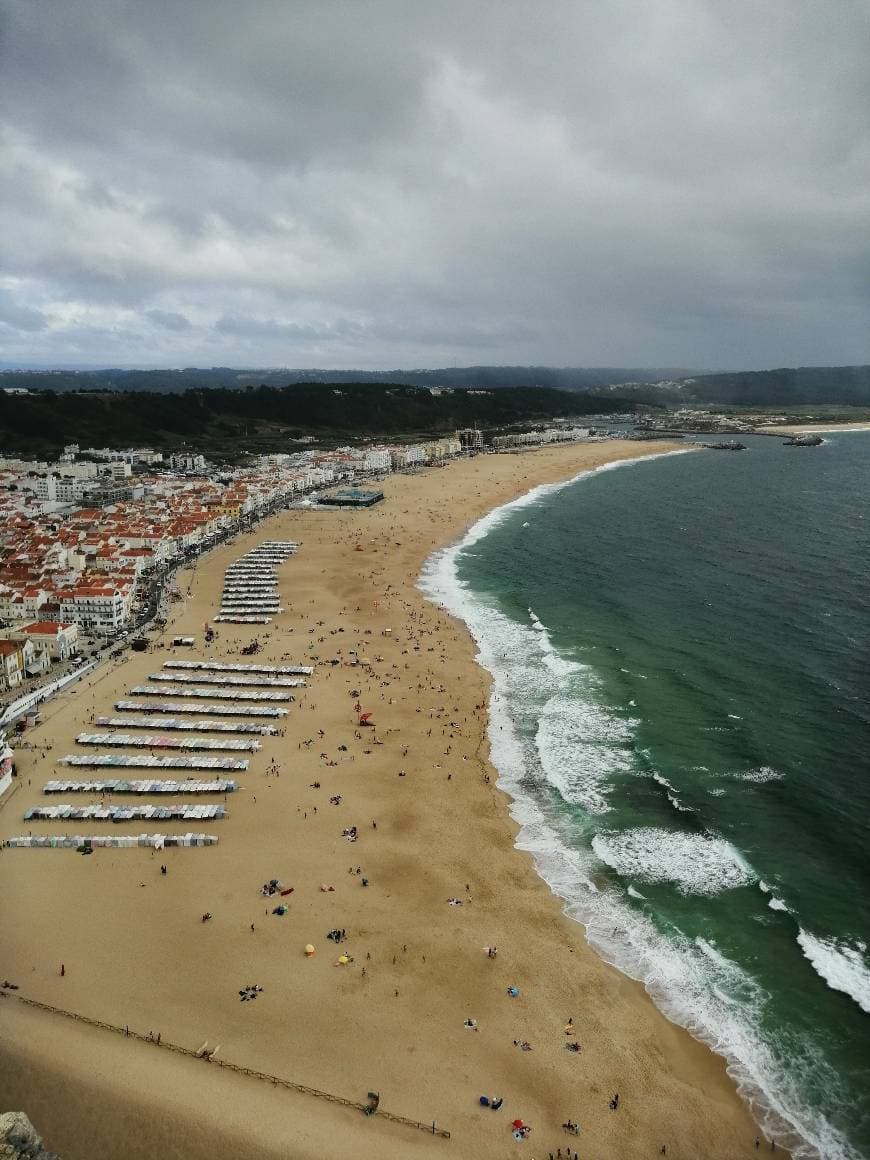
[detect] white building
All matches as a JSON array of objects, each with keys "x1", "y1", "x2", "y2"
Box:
[
  {"x1": 103, "y1": 461, "x2": 132, "y2": 480},
  {"x1": 11, "y1": 621, "x2": 79, "y2": 661},
  {"x1": 390, "y1": 445, "x2": 427, "y2": 469},
  {"x1": 363, "y1": 448, "x2": 392, "y2": 472},
  {"x1": 33, "y1": 476, "x2": 89, "y2": 504},
  {"x1": 56, "y1": 583, "x2": 132, "y2": 634},
  {"x1": 168, "y1": 453, "x2": 207, "y2": 473}
]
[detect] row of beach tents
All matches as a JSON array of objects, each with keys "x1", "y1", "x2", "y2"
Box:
[
  {"x1": 25, "y1": 804, "x2": 227, "y2": 821},
  {"x1": 6, "y1": 833, "x2": 218, "y2": 848}
]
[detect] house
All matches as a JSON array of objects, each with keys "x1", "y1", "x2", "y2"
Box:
[
  {"x1": 13, "y1": 621, "x2": 79, "y2": 661},
  {"x1": 0, "y1": 639, "x2": 40, "y2": 690}
]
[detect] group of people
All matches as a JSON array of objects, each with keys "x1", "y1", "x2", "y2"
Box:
[{"x1": 478, "y1": 1095, "x2": 504, "y2": 1110}]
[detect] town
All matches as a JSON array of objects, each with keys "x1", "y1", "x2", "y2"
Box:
[{"x1": 0, "y1": 426, "x2": 606, "y2": 702}]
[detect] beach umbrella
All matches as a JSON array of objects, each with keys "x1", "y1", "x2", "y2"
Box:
[
  {"x1": 512, "y1": 1119, "x2": 524, "y2": 1130},
  {"x1": 304, "y1": 944, "x2": 315, "y2": 957}
]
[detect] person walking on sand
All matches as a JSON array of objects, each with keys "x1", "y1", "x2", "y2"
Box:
[{"x1": 60, "y1": 963, "x2": 65, "y2": 977}]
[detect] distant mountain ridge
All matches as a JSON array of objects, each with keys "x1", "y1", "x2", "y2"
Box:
[
  {"x1": 2, "y1": 364, "x2": 867, "y2": 404},
  {"x1": 684, "y1": 365, "x2": 870, "y2": 405},
  {"x1": 0, "y1": 366, "x2": 697, "y2": 394}
]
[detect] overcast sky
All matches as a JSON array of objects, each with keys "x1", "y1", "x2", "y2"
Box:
[{"x1": 1, "y1": 0, "x2": 868, "y2": 371}]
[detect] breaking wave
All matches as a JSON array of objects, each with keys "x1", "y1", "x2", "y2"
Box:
[
  {"x1": 592, "y1": 828, "x2": 756, "y2": 895},
  {"x1": 796, "y1": 931, "x2": 870, "y2": 1016},
  {"x1": 419, "y1": 451, "x2": 860, "y2": 1160}
]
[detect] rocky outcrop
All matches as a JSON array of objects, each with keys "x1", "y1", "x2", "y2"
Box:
[{"x1": 0, "y1": 1113, "x2": 60, "y2": 1160}]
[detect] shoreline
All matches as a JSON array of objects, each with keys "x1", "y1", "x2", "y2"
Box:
[
  {"x1": 759, "y1": 422, "x2": 870, "y2": 434},
  {"x1": 1, "y1": 440, "x2": 769, "y2": 1159},
  {"x1": 418, "y1": 447, "x2": 810, "y2": 1156}
]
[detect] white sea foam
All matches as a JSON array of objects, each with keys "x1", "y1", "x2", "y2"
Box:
[
  {"x1": 651, "y1": 771, "x2": 694, "y2": 813},
  {"x1": 758, "y1": 885, "x2": 790, "y2": 913},
  {"x1": 592, "y1": 828, "x2": 756, "y2": 895},
  {"x1": 733, "y1": 766, "x2": 785, "y2": 784},
  {"x1": 535, "y1": 692, "x2": 633, "y2": 814},
  {"x1": 419, "y1": 449, "x2": 859, "y2": 1159},
  {"x1": 797, "y1": 931, "x2": 870, "y2": 1015},
  {"x1": 627, "y1": 884, "x2": 647, "y2": 900}
]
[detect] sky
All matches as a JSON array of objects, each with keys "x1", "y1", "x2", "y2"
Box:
[{"x1": 1, "y1": 0, "x2": 868, "y2": 372}]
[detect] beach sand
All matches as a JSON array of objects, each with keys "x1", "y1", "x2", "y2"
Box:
[
  {"x1": 0, "y1": 440, "x2": 768, "y2": 1159},
  {"x1": 759, "y1": 421, "x2": 870, "y2": 434}
]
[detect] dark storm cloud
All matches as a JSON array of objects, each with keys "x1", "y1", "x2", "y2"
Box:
[{"x1": 1, "y1": 0, "x2": 868, "y2": 368}]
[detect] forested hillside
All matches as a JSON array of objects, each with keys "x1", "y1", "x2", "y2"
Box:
[{"x1": 0, "y1": 382, "x2": 633, "y2": 457}]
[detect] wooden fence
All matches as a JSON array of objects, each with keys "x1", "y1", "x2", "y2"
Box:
[{"x1": 17, "y1": 996, "x2": 450, "y2": 1139}]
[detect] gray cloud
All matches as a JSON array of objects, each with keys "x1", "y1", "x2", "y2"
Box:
[
  {"x1": 146, "y1": 309, "x2": 192, "y2": 332},
  {"x1": 0, "y1": 291, "x2": 48, "y2": 332},
  {"x1": 214, "y1": 316, "x2": 360, "y2": 341},
  {"x1": 0, "y1": 0, "x2": 868, "y2": 369}
]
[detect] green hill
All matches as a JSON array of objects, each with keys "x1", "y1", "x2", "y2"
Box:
[{"x1": 0, "y1": 382, "x2": 633, "y2": 458}]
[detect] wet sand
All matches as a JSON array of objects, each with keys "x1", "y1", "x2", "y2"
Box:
[{"x1": 0, "y1": 440, "x2": 768, "y2": 1159}]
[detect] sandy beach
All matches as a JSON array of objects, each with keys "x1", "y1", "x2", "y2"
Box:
[
  {"x1": 0, "y1": 440, "x2": 770, "y2": 1159},
  {"x1": 759, "y1": 421, "x2": 870, "y2": 434}
]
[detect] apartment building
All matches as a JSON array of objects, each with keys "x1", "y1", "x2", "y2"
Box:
[{"x1": 56, "y1": 582, "x2": 132, "y2": 633}]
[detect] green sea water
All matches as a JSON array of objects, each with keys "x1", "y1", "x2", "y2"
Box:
[{"x1": 422, "y1": 433, "x2": 869, "y2": 1159}]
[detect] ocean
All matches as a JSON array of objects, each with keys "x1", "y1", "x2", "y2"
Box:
[{"x1": 420, "y1": 432, "x2": 870, "y2": 1160}]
